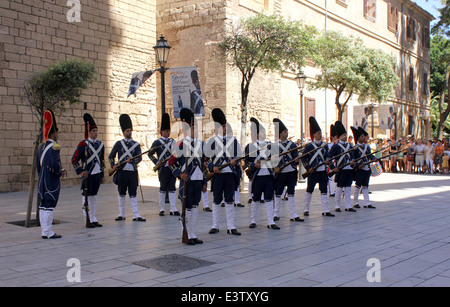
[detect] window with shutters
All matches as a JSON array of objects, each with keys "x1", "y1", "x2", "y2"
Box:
[
  {"x1": 336, "y1": 0, "x2": 348, "y2": 7},
  {"x1": 423, "y1": 73, "x2": 428, "y2": 96},
  {"x1": 364, "y1": 0, "x2": 376, "y2": 20},
  {"x1": 408, "y1": 67, "x2": 414, "y2": 92},
  {"x1": 387, "y1": 3, "x2": 398, "y2": 32},
  {"x1": 422, "y1": 26, "x2": 430, "y2": 49},
  {"x1": 407, "y1": 16, "x2": 416, "y2": 41}
]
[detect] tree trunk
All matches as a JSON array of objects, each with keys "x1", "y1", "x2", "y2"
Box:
[
  {"x1": 240, "y1": 79, "x2": 250, "y2": 147},
  {"x1": 437, "y1": 69, "x2": 450, "y2": 139},
  {"x1": 25, "y1": 136, "x2": 40, "y2": 227}
]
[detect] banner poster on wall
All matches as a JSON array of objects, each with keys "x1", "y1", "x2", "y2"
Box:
[
  {"x1": 353, "y1": 104, "x2": 395, "y2": 132},
  {"x1": 170, "y1": 66, "x2": 205, "y2": 118}
]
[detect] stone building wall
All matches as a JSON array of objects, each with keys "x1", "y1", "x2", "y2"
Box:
[
  {"x1": 0, "y1": 0, "x2": 434, "y2": 193},
  {"x1": 0, "y1": 0, "x2": 158, "y2": 192}
]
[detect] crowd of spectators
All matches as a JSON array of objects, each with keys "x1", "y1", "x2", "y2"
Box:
[
  {"x1": 373, "y1": 136, "x2": 449, "y2": 175},
  {"x1": 294, "y1": 135, "x2": 449, "y2": 175}
]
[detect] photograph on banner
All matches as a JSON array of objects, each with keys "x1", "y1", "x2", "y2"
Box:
[
  {"x1": 127, "y1": 70, "x2": 155, "y2": 98},
  {"x1": 353, "y1": 105, "x2": 378, "y2": 131},
  {"x1": 378, "y1": 105, "x2": 396, "y2": 131},
  {"x1": 170, "y1": 66, "x2": 205, "y2": 118}
]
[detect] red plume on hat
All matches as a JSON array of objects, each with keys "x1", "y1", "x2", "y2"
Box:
[
  {"x1": 43, "y1": 109, "x2": 58, "y2": 142},
  {"x1": 43, "y1": 110, "x2": 53, "y2": 143}
]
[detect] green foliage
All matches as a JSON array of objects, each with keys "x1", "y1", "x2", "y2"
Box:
[
  {"x1": 24, "y1": 59, "x2": 96, "y2": 119},
  {"x1": 358, "y1": 47, "x2": 399, "y2": 104},
  {"x1": 310, "y1": 31, "x2": 399, "y2": 119},
  {"x1": 432, "y1": 0, "x2": 450, "y2": 36},
  {"x1": 430, "y1": 96, "x2": 450, "y2": 136},
  {"x1": 219, "y1": 14, "x2": 317, "y2": 82},
  {"x1": 430, "y1": 34, "x2": 450, "y2": 96}
]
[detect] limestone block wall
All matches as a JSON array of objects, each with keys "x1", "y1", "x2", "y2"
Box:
[{"x1": 0, "y1": 0, "x2": 158, "y2": 192}]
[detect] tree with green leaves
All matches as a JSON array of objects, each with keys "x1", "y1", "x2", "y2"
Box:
[
  {"x1": 310, "y1": 31, "x2": 399, "y2": 122},
  {"x1": 431, "y1": 0, "x2": 450, "y2": 138},
  {"x1": 430, "y1": 34, "x2": 450, "y2": 137},
  {"x1": 219, "y1": 14, "x2": 316, "y2": 145},
  {"x1": 23, "y1": 59, "x2": 96, "y2": 227}
]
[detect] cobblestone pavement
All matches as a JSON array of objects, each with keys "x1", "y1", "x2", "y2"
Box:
[{"x1": 0, "y1": 173, "x2": 449, "y2": 287}]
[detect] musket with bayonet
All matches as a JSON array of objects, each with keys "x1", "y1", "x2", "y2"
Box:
[
  {"x1": 353, "y1": 149, "x2": 407, "y2": 172},
  {"x1": 327, "y1": 147, "x2": 386, "y2": 177},
  {"x1": 275, "y1": 143, "x2": 327, "y2": 175},
  {"x1": 302, "y1": 145, "x2": 360, "y2": 179},
  {"x1": 108, "y1": 141, "x2": 169, "y2": 177},
  {"x1": 245, "y1": 144, "x2": 305, "y2": 178},
  {"x1": 206, "y1": 144, "x2": 270, "y2": 181}
]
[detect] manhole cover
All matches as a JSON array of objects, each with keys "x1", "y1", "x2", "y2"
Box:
[{"x1": 133, "y1": 254, "x2": 215, "y2": 274}]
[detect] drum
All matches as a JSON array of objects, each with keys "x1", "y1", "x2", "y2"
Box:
[{"x1": 370, "y1": 162, "x2": 383, "y2": 177}]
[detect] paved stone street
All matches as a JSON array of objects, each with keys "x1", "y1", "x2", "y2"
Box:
[{"x1": 0, "y1": 173, "x2": 449, "y2": 287}]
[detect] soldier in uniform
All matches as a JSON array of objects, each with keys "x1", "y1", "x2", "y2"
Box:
[
  {"x1": 272, "y1": 118, "x2": 303, "y2": 222},
  {"x1": 168, "y1": 108, "x2": 206, "y2": 245},
  {"x1": 329, "y1": 121, "x2": 356, "y2": 212},
  {"x1": 148, "y1": 113, "x2": 179, "y2": 216},
  {"x1": 36, "y1": 110, "x2": 65, "y2": 239},
  {"x1": 206, "y1": 108, "x2": 242, "y2": 236},
  {"x1": 190, "y1": 70, "x2": 204, "y2": 115},
  {"x1": 352, "y1": 126, "x2": 376, "y2": 209},
  {"x1": 302, "y1": 117, "x2": 334, "y2": 217},
  {"x1": 71, "y1": 113, "x2": 105, "y2": 228},
  {"x1": 328, "y1": 124, "x2": 338, "y2": 197},
  {"x1": 245, "y1": 117, "x2": 280, "y2": 230},
  {"x1": 108, "y1": 114, "x2": 146, "y2": 222}
]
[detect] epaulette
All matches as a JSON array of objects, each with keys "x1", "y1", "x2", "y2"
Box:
[{"x1": 52, "y1": 142, "x2": 61, "y2": 151}]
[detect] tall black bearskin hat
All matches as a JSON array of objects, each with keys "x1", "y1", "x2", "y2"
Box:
[
  {"x1": 250, "y1": 117, "x2": 263, "y2": 135},
  {"x1": 180, "y1": 108, "x2": 195, "y2": 127},
  {"x1": 273, "y1": 118, "x2": 288, "y2": 137},
  {"x1": 330, "y1": 124, "x2": 337, "y2": 138},
  {"x1": 83, "y1": 113, "x2": 97, "y2": 139},
  {"x1": 358, "y1": 126, "x2": 369, "y2": 137},
  {"x1": 119, "y1": 114, "x2": 133, "y2": 132},
  {"x1": 161, "y1": 113, "x2": 170, "y2": 131},
  {"x1": 211, "y1": 108, "x2": 227, "y2": 127},
  {"x1": 351, "y1": 126, "x2": 361, "y2": 141},
  {"x1": 43, "y1": 109, "x2": 58, "y2": 142},
  {"x1": 309, "y1": 116, "x2": 321, "y2": 136},
  {"x1": 334, "y1": 121, "x2": 347, "y2": 137}
]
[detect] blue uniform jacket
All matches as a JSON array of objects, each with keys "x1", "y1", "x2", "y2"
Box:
[
  {"x1": 353, "y1": 143, "x2": 375, "y2": 170},
  {"x1": 205, "y1": 135, "x2": 241, "y2": 174},
  {"x1": 301, "y1": 141, "x2": 329, "y2": 171},
  {"x1": 148, "y1": 137, "x2": 175, "y2": 169},
  {"x1": 328, "y1": 141, "x2": 355, "y2": 170},
  {"x1": 168, "y1": 137, "x2": 207, "y2": 185},
  {"x1": 71, "y1": 139, "x2": 105, "y2": 176},
  {"x1": 108, "y1": 138, "x2": 142, "y2": 171},
  {"x1": 274, "y1": 140, "x2": 299, "y2": 169},
  {"x1": 244, "y1": 140, "x2": 274, "y2": 180},
  {"x1": 36, "y1": 140, "x2": 62, "y2": 207}
]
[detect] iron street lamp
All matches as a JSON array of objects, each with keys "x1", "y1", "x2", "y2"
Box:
[
  {"x1": 153, "y1": 35, "x2": 171, "y2": 113},
  {"x1": 153, "y1": 35, "x2": 171, "y2": 203},
  {"x1": 295, "y1": 71, "x2": 307, "y2": 183}
]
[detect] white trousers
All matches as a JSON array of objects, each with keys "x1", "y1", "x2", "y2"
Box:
[
  {"x1": 251, "y1": 201, "x2": 275, "y2": 225},
  {"x1": 353, "y1": 186, "x2": 370, "y2": 207},
  {"x1": 82, "y1": 195, "x2": 98, "y2": 223},
  {"x1": 335, "y1": 187, "x2": 352, "y2": 209},
  {"x1": 185, "y1": 207, "x2": 199, "y2": 239},
  {"x1": 274, "y1": 195, "x2": 299, "y2": 219},
  {"x1": 212, "y1": 202, "x2": 235, "y2": 230},
  {"x1": 159, "y1": 191, "x2": 178, "y2": 212},
  {"x1": 118, "y1": 195, "x2": 141, "y2": 218},
  {"x1": 304, "y1": 192, "x2": 330, "y2": 213},
  {"x1": 39, "y1": 209, "x2": 55, "y2": 238}
]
